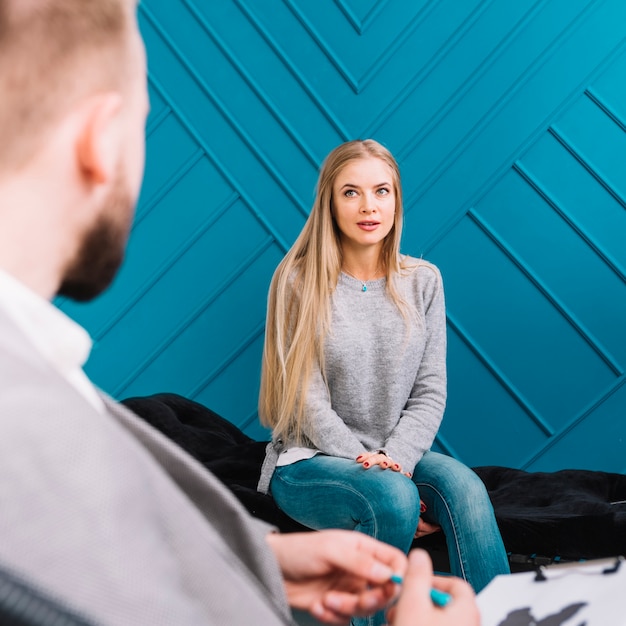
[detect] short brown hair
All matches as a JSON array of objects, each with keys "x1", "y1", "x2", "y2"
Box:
[{"x1": 0, "y1": 0, "x2": 136, "y2": 171}]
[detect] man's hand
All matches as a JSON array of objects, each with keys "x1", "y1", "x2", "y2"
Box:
[
  {"x1": 387, "y1": 550, "x2": 480, "y2": 626},
  {"x1": 266, "y1": 530, "x2": 407, "y2": 624}
]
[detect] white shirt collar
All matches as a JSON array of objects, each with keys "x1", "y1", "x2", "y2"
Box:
[{"x1": 0, "y1": 269, "x2": 104, "y2": 412}]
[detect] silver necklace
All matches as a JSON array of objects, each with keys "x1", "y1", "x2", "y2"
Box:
[{"x1": 342, "y1": 267, "x2": 382, "y2": 292}]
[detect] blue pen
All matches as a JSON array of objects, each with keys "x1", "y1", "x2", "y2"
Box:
[{"x1": 390, "y1": 574, "x2": 452, "y2": 607}]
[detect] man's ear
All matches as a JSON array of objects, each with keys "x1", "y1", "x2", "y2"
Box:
[{"x1": 75, "y1": 92, "x2": 123, "y2": 186}]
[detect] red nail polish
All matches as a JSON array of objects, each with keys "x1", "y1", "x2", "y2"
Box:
[
  {"x1": 356, "y1": 455, "x2": 363, "y2": 461},
  {"x1": 363, "y1": 462, "x2": 370, "y2": 468}
]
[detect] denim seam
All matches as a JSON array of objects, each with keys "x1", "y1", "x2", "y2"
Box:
[{"x1": 414, "y1": 481, "x2": 467, "y2": 581}]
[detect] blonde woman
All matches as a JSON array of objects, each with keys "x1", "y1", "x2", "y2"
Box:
[{"x1": 258, "y1": 140, "x2": 509, "y2": 624}]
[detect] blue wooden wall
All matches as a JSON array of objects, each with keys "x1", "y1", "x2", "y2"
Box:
[{"x1": 58, "y1": 0, "x2": 626, "y2": 473}]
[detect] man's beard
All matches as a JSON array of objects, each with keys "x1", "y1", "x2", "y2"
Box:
[{"x1": 58, "y1": 171, "x2": 134, "y2": 302}]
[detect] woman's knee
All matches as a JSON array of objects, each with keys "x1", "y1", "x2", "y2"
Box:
[
  {"x1": 362, "y1": 471, "x2": 420, "y2": 521},
  {"x1": 355, "y1": 472, "x2": 420, "y2": 548},
  {"x1": 416, "y1": 453, "x2": 487, "y2": 498}
]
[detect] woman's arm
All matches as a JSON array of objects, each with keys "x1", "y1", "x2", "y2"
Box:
[
  {"x1": 383, "y1": 266, "x2": 447, "y2": 474},
  {"x1": 302, "y1": 364, "x2": 367, "y2": 459}
]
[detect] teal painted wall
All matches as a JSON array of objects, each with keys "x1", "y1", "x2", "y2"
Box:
[{"x1": 58, "y1": 0, "x2": 626, "y2": 472}]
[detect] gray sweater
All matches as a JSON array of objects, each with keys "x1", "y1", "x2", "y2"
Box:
[{"x1": 258, "y1": 258, "x2": 447, "y2": 494}]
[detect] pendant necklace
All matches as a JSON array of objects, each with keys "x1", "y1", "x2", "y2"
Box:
[{"x1": 342, "y1": 266, "x2": 382, "y2": 292}]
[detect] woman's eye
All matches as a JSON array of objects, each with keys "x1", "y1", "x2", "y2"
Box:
[
  {"x1": 344, "y1": 189, "x2": 357, "y2": 197},
  {"x1": 377, "y1": 188, "x2": 390, "y2": 196}
]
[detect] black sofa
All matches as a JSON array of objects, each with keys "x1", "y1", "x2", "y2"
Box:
[{"x1": 122, "y1": 393, "x2": 626, "y2": 572}]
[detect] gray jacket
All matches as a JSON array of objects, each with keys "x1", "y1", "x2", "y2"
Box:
[{"x1": 0, "y1": 309, "x2": 293, "y2": 625}]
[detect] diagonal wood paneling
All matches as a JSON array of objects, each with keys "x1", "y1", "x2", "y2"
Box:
[
  {"x1": 430, "y1": 38, "x2": 626, "y2": 471},
  {"x1": 59, "y1": 0, "x2": 626, "y2": 467}
]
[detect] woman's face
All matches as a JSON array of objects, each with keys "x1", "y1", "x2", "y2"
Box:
[{"x1": 331, "y1": 156, "x2": 396, "y2": 255}]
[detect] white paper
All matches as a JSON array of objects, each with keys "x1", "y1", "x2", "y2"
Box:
[{"x1": 477, "y1": 558, "x2": 626, "y2": 625}]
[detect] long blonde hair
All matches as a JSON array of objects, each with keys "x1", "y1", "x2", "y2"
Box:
[{"x1": 259, "y1": 139, "x2": 409, "y2": 442}]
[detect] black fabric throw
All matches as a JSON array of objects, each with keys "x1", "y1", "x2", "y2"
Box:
[{"x1": 122, "y1": 393, "x2": 626, "y2": 561}]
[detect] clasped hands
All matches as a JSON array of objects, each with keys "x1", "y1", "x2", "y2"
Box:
[{"x1": 356, "y1": 451, "x2": 441, "y2": 539}]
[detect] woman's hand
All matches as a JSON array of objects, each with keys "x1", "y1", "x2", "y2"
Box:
[
  {"x1": 266, "y1": 529, "x2": 407, "y2": 624},
  {"x1": 414, "y1": 518, "x2": 441, "y2": 539},
  {"x1": 356, "y1": 451, "x2": 402, "y2": 472},
  {"x1": 386, "y1": 550, "x2": 480, "y2": 626}
]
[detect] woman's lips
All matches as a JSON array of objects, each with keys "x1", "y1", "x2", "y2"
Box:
[{"x1": 357, "y1": 221, "x2": 380, "y2": 231}]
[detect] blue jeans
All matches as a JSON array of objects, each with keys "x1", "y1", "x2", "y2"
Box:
[{"x1": 271, "y1": 451, "x2": 510, "y2": 625}]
